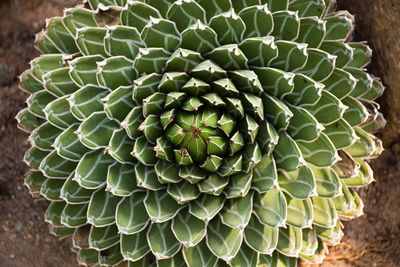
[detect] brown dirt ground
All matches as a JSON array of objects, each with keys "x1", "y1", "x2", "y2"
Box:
[{"x1": 0, "y1": 0, "x2": 399, "y2": 266}]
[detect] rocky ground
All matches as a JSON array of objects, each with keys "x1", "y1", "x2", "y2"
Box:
[{"x1": 0, "y1": 0, "x2": 399, "y2": 266}]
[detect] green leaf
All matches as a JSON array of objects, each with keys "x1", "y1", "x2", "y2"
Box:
[
  {"x1": 104, "y1": 25, "x2": 145, "y2": 60},
  {"x1": 272, "y1": 10, "x2": 300, "y2": 41},
  {"x1": 74, "y1": 149, "x2": 114, "y2": 189},
  {"x1": 107, "y1": 128, "x2": 135, "y2": 163},
  {"x1": 197, "y1": 0, "x2": 231, "y2": 21},
  {"x1": 189, "y1": 194, "x2": 224, "y2": 222},
  {"x1": 221, "y1": 192, "x2": 253, "y2": 228},
  {"x1": 41, "y1": 178, "x2": 64, "y2": 200},
  {"x1": 285, "y1": 195, "x2": 313, "y2": 228},
  {"x1": 30, "y1": 122, "x2": 62, "y2": 150},
  {"x1": 165, "y1": 49, "x2": 204, "y2": 73},
  {"x1": 297, "y1": 133, "x2": 339, "y2": 167},
  {"x1": 198, "y1": 174, "x2": 228, "y2": 195},
  {"x1": 16, "y1": 108, "x2": 42, "y2": 132},
  {"x1": 135, "y1": 163, "x2": 164, "y2": 191},
  {"x1": 144, "y1": 190, "x2": 182, "y2": 223},
  {"x1": 147, "y1": 221, "x2": 181, "y2": 259},
  {"x1": 208, "y1": 44, "x2": 248, "y2": 70},
  {"x1": 89, "y1": 224, "x2": 119, "y2": 250},
  {"x1": 253, "y1": 189, "x2": 287, "y2": 227},
  {"x1": 171, "y1": 208, "x2": 206, "y2": 247},
  {"x1": 77, "y1": 112, "x2": 118, "y2": 149},
  {"x1": 304, "y1": 91, "x2": 346, "y2": 125},
  {"x1": 324, "y1": 11, "x2": 354, "y2": 41},
  {"x1": 269, "y1": 41, "x2": 308, "y2": 72},
  {"x1": 60, "y1": 174, "x2": 94, "y2": 204},
  {"x1": 98, "y1": 243, "x2": 123, "y2": 265},
  {"x1": 24, "y1": 146, "x2": 49, "y2": 169},
  {"x1": 121, "y1": 1, "x2": 161, "y2": 31},
  {"x1": 284, "y1": 74, "x2": 323, "y2": 107},
  {"x1": 244, "y1": 216, "x2": 278, "y2": 254},
  {"x1": 133, "y1": 48, "x2": 171, "y2": 74},
  {"x1": 209, "y1": 9, "x2": 246, "y2": 45},
  {"x1": 299, "y1": 228, "x2": 318, "y2": 257},
  {"x1": 252, "y1": 156, "x2": 277, "y2": 193},
  {"x1": 116, "y1": 191, "x2": 149, "y2": 234},
  {"x1": 289, "y1": 0, "x2": 326, "y2": 17},
  {"x1": 121, "y1": 229, "x2": 150, "y2": 261},
  {"x1": 63, "y1": 7, "x2": 97, "y2": 36},
  {"x1": 239, "y1": 37, "x2": 277, "y2": 67},
  {"x1": 132, "y1": 136, "x2": 157, "y2": 165},
  {"x1": 296, "y1": 17, "x2": 325, "y2": 48},
  {"x1": 97, "y1": 57, "x2": 136, "y2": 90},
  {"x1": 106, "y1": 162, "x2": 137, "y2": 196},
  {"x1": 298, "y1": 49, "x2": 336, "y2": 82},
  {"x1": 273, "y1": 132, "x2": 304, "y2": 172},
  {"x1": 43, "y1": 67, "x2": 79, "y2": 97},
  {"x1": 229, "y1": 242, "x2": 258, "y2": 267},
  {"x1": 68, "y1": 84, "x2": 110, "y2": 121},
  {"x1": 44, "y1": 96, "x2": 78, "y2": 129},
  {"x1": 207, "y1": 216, "x2": 243, "y2": 262},
  {"x1": 342, "y1": 96, "x2": 369, "y2": 126},
  {"x1": 40, "y1": 150, "x2": 77, "y2": 178},
  {"x1": 312, "y1": 166, "x2": 342, "y2": 198},
  {"x1": 69, "y1": 55, "x2": 104, "y2": 87},
  {"x1": 87, "y1": 190, "x2": 121, "y2": 226},
  {"x1": 122, "y1": 106, "x2": 145, "y2": 139},
  {"x1": 239, "y1": 5, "x2": 273, "y2": 39},
  {"x1": 167, "y1": 0, "x2": 206, "y2": 32},
  {"x1": 183, "y1": 239, "x2": 218, "y2": 267},
  {"x1": 278, "y1": 165, "x2": 316, "y2": 199},
  {"x1": 167, "y1": 181, "x2": 200, "y2": 204},
  {"x1": 37, "y1": 17, "x2": 78, "y2": 54},
  {"x1": 347, "y1": 42, "x2": 372, "y2": 68},
  {"x1": 225, "y1": 171, "x2": 253, "y2": 198},
  {"x1": 76, "y1": 27, "x2": 107, "y2": 57},
  {"x1": 141, "y1": 18, "x2": 180, "y2": 52},
  {"x1": 180, "y1": 21, "x2": 218, "y2": 54},
  {"x1": 54, "y1": 125, "x2": 90, "y2": 161},
  {"x1": 323, "y1": 68, "x2": 357, "y2": 99},
  {"x1": 288, "y1": 106, "x2": 322, "y2": 143},
  {"x1": 276, "y1": 226, "x2": 302, "y2": 257},
  {"x1": 311, "y1": 196, "x2": 338, "y2": 227},
  {"x1": 319, "y1": 41, "x2": 353, "y2": 68}
]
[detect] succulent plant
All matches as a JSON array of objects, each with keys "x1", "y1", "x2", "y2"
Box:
[{"x1": 17, "y1": 0, "x2": 385, "y2": 266}]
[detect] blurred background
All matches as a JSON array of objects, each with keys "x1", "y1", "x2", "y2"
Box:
[{"x1": 0, "y1": 0, "x2": 399, "y2": 266}]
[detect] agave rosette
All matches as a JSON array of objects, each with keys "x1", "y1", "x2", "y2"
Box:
[{"x1": 17, "y1": 0, "x2": 385, "y2": 266}]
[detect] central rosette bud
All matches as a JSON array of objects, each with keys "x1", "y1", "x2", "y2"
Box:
[{"x1": 131, "y1": 54, "x2": 266, "y2": 180}]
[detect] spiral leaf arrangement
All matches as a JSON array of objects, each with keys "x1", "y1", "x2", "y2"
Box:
[{"x1": 17, "y1": 0, "x2": 385, "y2": 266}]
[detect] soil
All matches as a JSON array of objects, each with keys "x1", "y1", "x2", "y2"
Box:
[{"x1": 0, "y1": 0, "x2": 399, "y2": 267}]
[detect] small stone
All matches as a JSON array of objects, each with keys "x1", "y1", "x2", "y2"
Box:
[{"x1": 13, "y1": 221, "x2": 23, "y2": 232}]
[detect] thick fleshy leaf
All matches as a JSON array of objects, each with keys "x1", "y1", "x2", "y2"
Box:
[
  {"x1": 144, "y1": 190, "x2": 182, "y2": 223},
  {"x1": 209, "y1": 9, "x2": 246, "y2": 45},
  {"x1": 106, "y1": 162, "x2": 137, "y2": 196},
  {"x1": 278, "y1": 165, "x2": 316, "y2": 200},
  {"x1": 116, "y1": 191, "x2": 149, "y2": 234},
  {"x1": 276, "y1": 226, "x2": 302, "y2": 257},
  {"x1": 121, "y1": 229, "x2": 150, "y2": 261},
  {"x1": 206, "y1": 216, "x2": 243, "y2": 262},
  {"x1": 244, "y1": 215, "x2": 278, "y2": 254},
  {"x1": 183, "y1": 239, "x2": 218, "y2": 267},
  {"x1": 147, "y1": 221, "x2": 181, "y2": 260},
  {"x1": 221, "y1": 192, "x2": 253, "y2": 229},
  {"x1": 171, "y1": 208, "x2": 206, "y2": 247},
  {"x1": 74, "y1": 149, "x2": 114, "y2": 189},
  {"x1": 87, "y1": 190, "x2": 121, "y2": 226},
  {"x1": 189, "y1": 194, "x2": 224, "y2": 222},
  {"x1": 89, "y1": 224, "x2": 120, "y2": 250},
  {"x1": 253, "y1": 189, "x2": 287, "y2": 227}
]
